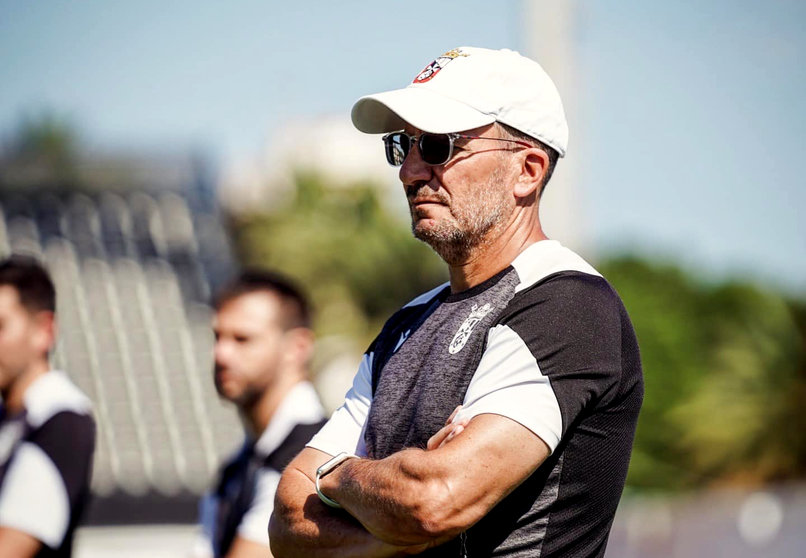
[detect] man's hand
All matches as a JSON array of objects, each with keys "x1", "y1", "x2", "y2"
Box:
[
  {"x1": 269, "y1": 448, "x2": 434, "y2": 558},
  {"x1": 426, "y1": 405, "x2": 469, "y2": 450}
]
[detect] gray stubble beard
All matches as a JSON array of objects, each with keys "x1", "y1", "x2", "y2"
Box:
[{"x1": 411, "y1": 168, "x2": 510, "y2": 265}]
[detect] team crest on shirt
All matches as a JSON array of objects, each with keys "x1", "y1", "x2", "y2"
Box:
[
  {"x1": 413, "y1": 48, "x2": 469, "y2": 83},
  {"x1": 449, "y1": 303, "x2": 494, "y2": 354}
]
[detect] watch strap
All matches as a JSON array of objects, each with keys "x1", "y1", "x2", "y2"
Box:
[{"x1": 315, "y1": 452, "x2": 357, "y2": 509}]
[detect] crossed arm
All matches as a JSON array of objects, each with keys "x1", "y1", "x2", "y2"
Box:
[
  {"x1": 268, "y1": 412, "x2": 550, "y2": 557},
  {"x1": 0, "y1": 528, "x2": 41, "y2": 558}
]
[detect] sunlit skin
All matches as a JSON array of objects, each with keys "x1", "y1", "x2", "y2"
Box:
[
  {"x1": 400, "y1": 122, "x2": 551, "y2": 292},
  {"x1": 0, "y1": 286, "x2": 54, "y2": 415}
]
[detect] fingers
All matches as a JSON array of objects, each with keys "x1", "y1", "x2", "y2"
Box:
[
  {"x1": 427, "y1": 423, "x2": 454, "y2": 450},
  {"x1": 426, "y1": 416, "x2": 470, "y2": 450},
  {"x1": 446, "y1": 405, "x2": 463, "y2": 426},
  {"x1": 427, "y1": 412, "x2": 470, "y2": 450},
  {"x1": 441, "y1": 424, "x2": 464, "y2": 447}
]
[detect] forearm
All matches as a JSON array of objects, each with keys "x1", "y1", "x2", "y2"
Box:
[
  {"x1": 269, "y1": 462, "x2": 427, "y2": 558},
  {"x1": 319, "y1": 415, "x2": 550, "y2": 546},
  {"x1": 0, "y1": 528, "x2": 41, "y2": 558},
  {"x1": 320, "y1": 448, "x2": 463, "y2": 546}
]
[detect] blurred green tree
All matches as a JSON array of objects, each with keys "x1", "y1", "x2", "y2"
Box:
[
  {"x1": 601, "y1": 257, "x2": 806, "y2": 491},
  {"x1": 4, "y1": 112, "x2": 80, "y2": 184},
  {"x1": 671, "y1": 284, "x2": 806, "y2": 485}
]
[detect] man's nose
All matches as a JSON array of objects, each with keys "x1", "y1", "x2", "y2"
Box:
[
  {"x1": 214, "y1": 340, "x2": 231, "y2": 366},
  {"x1": 399, "y1": 139, "x2": 433, "y2": 187}
]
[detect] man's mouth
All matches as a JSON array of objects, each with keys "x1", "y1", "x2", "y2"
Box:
[{"x1": 410, "y1": 198, "x2": 445, "y2": 207}]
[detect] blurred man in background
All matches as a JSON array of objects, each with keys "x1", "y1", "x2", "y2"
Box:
[
  {"x1": 194, "y1": 270, "x2": 326, "y2": 558},
  {"x1": 270, "y1": 47, "x2": 643, "y2": 556},
  {"x1": 0, "y1": 255, "x2": 96, "y2": 558}
]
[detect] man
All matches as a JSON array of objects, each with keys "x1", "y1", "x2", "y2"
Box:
[
  {"x1": 0, "y1": 255, "x2": 96, "y2": 558},
  {"x1": 270, "y1": 46, "x2": 643, "y2": 557},
  {"x1": 195, "y1": 270, "x2": 327, "y2": 558}
]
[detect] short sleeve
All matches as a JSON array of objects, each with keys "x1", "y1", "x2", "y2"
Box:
[
  {"x1": 307, "y1": 352, "x2": 374, "y2": 457},
  {"x1": 0, "y1": 411, "x2": 95, "y2": 548},
  {"x1": 458, "y1": 324, "x2": 563, "y2": 451},
  {"x1": 458, "y1": 274, "x2": 624, "y2": 451}
]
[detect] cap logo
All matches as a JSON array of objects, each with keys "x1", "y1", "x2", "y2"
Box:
[{"x1": 413, "y1": 48, "x2": 469, "y2": 84}]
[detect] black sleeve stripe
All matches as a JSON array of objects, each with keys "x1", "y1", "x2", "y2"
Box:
[
  {"x1": 28, "y1": 411, "x2": 96, "y2": 513},
  {"x1": 500, "y1": 272, "x2": 626, "y2": 435}
]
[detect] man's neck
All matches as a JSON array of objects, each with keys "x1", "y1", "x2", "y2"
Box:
[
  {"x1": 448, "y1": 219, "x2": 547, "y2": 293},
  {"x1": 2, "y1": 361, "x2": 50, "y2": 415},
  {"x1": 241, "y1": 372, "x2": 304, "y2": 439}
]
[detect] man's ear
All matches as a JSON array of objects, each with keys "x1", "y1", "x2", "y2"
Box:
[
  {"x1": 283, "y1": 327, "x2": 315, "y2": 368},
  {"x1": 31, "y1": 310, "x2": 56, "y2": 356},
  {"x1": 513, "y1": 147, "x2": 549, "y2": 199}
]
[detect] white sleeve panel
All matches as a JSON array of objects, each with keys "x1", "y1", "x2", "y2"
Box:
[
  {"x1": 0, "y1": 442, "x2": 70, "y2": 547},
  {"x1": 457, "y1": 324, "x2": 563, "y2": 452},
  {"x1": 236, "y1": 468, "x2": 280, "y2": 547},
  {"x1": 307, "y1": 352, "x2": 373, "y2": 458}
]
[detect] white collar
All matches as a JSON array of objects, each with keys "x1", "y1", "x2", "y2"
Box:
[
  {"x1": 22, "y1": 370, "x2": 93, "y2": 428},
  {"x1": 253, "y1": 381, "x2": 325, "y2": 457},
  {"x1": 511, "y1": 239, "x2": 601, "y2": 292}
]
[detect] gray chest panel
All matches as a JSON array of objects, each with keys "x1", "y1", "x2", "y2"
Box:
[{"x1": 364, "y1": 269, "x2": 519, "y2": 459}]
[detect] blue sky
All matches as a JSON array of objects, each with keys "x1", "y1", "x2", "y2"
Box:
[{"x1": 1, "y1": 0, "x2": 804, "y2": 294}]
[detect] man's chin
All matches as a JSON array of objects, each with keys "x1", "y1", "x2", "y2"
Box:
[
  {"x1": 214, "y1": 379, "x2": 242, "y2": 403},
  {"x1": 412, "y1": 221, "x2": 443, "y2": 245},
  {"x1": 413, "y1": 226, "x2": 472, "y2": 264}
]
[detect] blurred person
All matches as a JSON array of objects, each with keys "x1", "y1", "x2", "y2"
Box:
[
  {"x1": 194, "y1": 270, "x2": 326, "y2": 558},
  {"x1": 270, "y1": 47, "x2": 643, "y2": 556},
  {"x1": 0, "y1": 255, "x2": 96, "y2": 558}
]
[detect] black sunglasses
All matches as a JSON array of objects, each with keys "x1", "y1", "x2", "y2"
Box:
[{"x1": 382, "y1": 131, "x2": 531, "y2": 167}]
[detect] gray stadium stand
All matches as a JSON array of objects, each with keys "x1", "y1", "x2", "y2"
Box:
[{"x1": 1, "y1": 185, "x2": 242, "y2": 523}]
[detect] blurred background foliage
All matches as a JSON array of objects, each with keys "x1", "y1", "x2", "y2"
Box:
[
  {"x1": 9, "y1": 111, "x2": 80, "y2": 171},
  {"x1": 600, "y1": 259, "x2": 806, "y2": 491},
  {"x1": 231, "y1": 173, "x2": 806, "y2": 494}
]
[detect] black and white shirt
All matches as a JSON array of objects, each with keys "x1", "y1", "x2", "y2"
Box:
[
  {"x1": 196, "y1": 381, "x2": 326, "y2": 557},
  {"x1": 0, "y1": 371, "x2": 96, "y2": 558},
  {"x1": 308, "y1": 240, "x2": 644, "y2": 557}
]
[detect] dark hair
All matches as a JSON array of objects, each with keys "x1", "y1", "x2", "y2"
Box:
[
  {"x1": 212, "y1": 269, "x2": 311, "y2": 330},
  {"x1": 497, "y1": 122, "x2": 560, "y2": 196},
  {"x1": 0, "y1": 255, "x2": 56, "y2": 313}
]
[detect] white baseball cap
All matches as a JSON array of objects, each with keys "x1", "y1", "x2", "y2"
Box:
[{"x1": 351, "y1": 46, "x2": 568, "y2": 157}]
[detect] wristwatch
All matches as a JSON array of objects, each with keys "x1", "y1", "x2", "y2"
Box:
[{"x1": 315, "y1": 452, "x2": 356, "y2": 509}]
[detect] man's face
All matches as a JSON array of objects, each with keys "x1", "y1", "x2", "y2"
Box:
[
  {"x1": 399, "y1": 124, "x2": 516, "y2": 263},
  {"x1": 0, "y1": 286, "x2": 50, "y2": 392},
  {"x1": 212, "y1": 291, "x2": 289, "y2": 407}
]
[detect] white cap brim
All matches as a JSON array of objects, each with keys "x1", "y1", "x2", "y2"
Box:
[{"x1": 351, "y1": 87, "x2": 496, "y2": 134}]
